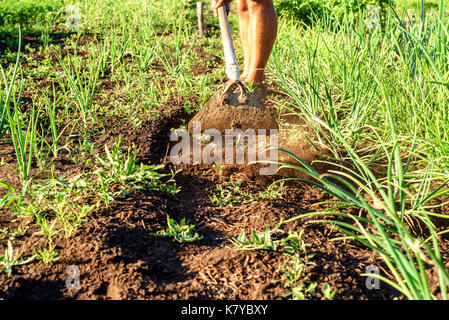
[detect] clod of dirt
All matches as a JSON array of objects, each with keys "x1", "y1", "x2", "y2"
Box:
[{"x1": 188, "y1": 81, "x2": 278, "y2": 134}]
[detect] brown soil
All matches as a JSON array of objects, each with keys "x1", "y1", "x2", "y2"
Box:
[{"x1": 0, "y1": 33, "x2": 448, "y2": 301}]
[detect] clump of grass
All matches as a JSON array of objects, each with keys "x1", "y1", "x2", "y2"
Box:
[
  {"x1": 276, "y1": 230, "x2": 332, "y2": 300},
  {"x1": 33, "y1": 245, "x2": 59, "y2": 265},
  {"x1": 151, "y1": 215, "x2": 202, "y2": 243},
  {"x1": 33, "y1": 216, "x2": 60, "y2": 265},
  {"x1": 57, "y1": 52, "x2": 101, "y2": 128}
]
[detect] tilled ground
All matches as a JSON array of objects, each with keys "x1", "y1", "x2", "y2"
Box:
[{"x1": 0, "y1": 103, "x2": 403, "y2": 300}]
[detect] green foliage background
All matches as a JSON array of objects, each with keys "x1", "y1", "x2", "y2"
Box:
[
  {"x1": 274, "y1": 0, "x2": 394, "y2": 23},
  {"x1": 0, "y1": 0, "x2": 62, "y2": 26}
]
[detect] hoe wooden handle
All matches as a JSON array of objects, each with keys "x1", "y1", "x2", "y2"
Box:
[{"x1": 217, "y1": 4, "x2": 240, "y2": 82}]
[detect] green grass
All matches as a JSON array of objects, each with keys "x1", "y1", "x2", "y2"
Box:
[
  {"x1": 268, "y1": 0, "x2": 449, "y2": 299},
  {"x1": 398, "y1": 0, "x2": 442, "y2": 11}
]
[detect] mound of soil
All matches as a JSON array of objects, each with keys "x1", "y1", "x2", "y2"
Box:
[{"x1": 187, "y1": 81, "x2": 278, "y2": 133}]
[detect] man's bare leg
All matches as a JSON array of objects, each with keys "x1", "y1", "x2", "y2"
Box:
[
  {"x1": 213, "y1": 0, "x2": 277, "y2": 86},
  {"x1": 239, "y1": 0, "x2": 277, "y2": 86}
]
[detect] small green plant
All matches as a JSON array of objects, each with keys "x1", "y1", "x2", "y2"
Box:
[
  {"x1": 33, "y1": 216, "x2": 60, "y2": 264},
  {"x1": 0, "y1": 226, "x2": 28, "y2": 240},
  {"x1": 0, "y1": 240, "x2": 34, "y2": 275},
  {"x1": 33, "y1": 244, "x2": 59, "y2": 265},
  {"x1": 9, "y1": 226, "x2": 28, "y2": 239},
  {"x1": 278, "y1": 233, "x2": 318, "y2": 300},
  {"x1": 263, "y1": 229, "x2": 337, "y2": 300},
  {"x1": 49, "y1": 197, "x2": 92, "y2": 238},
  {"x1": 281, "y1": 262, "x2": 318, "y2": 300},
  {"x1": 0, "y1": 181, "x2": 27, "y2": 214},
  {"x1": 230, "y1": 225, "x2": 278, "y2": 251},
  {"x1": 151, "y1": 215, "x2": 203, "y2": 243},
  {"x1": 209, "y1": 180, "x2": 249, "y2": 207},
  {"x1": 279, "y1": 230, "x2": 309, "y2": 254},
  {"x1": 322, "y1": 283, "x2": 337, "y2": 300},
  {"x1": 69, "y1": 139, "x2": 95, "y2": 164}
]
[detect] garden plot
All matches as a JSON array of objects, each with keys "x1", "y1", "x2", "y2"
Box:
[{"x1": 0, "y1": 0, "x2": 449, "y2": 300}]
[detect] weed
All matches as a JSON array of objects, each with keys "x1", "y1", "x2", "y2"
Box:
[
  {"x1": 279, "y1": 230, "x2": 309, "y2": 254},
  {"x1": 281, "y1": 256, "x2": 317, "y2": 300},
  {"x1": 230, "y1": 226, "x2": 278, "y2": 251},
  {"x1": 50, "y1": 197, "x2": 92, "y2": 238},
  {"x1": 0, "y1": 226, "x2": 28, "y2": 240},
  {"x1": 0, "y1": 181, "x2": 27, "y2": 214},
  {"x1": 276, "y1": 230, "x2": 335, "y2": 300},
  {"x1": 0, "y1": 240, "x2": 34, "y2": 275},
  {"x1": 209, "y1": 180, "x2": 284, "y2": 207},
  {"x1": 152, "y1": 215, "x2": 202, "y2": 243},
  {"x1": 322, "y1": 283, "x2": 337, "y2": 300},
  {"x1": 95, "y1": 140, "x2": 180, "y2": 196}
]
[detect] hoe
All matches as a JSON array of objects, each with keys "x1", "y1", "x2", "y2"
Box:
[{"x1": 188, "y1": 4, "x2": 278, "y2": 134}]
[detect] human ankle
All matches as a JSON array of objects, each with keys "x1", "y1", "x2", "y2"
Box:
[{"x1": 246, "y1": 72, "x2": 266, "y2": 86}]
